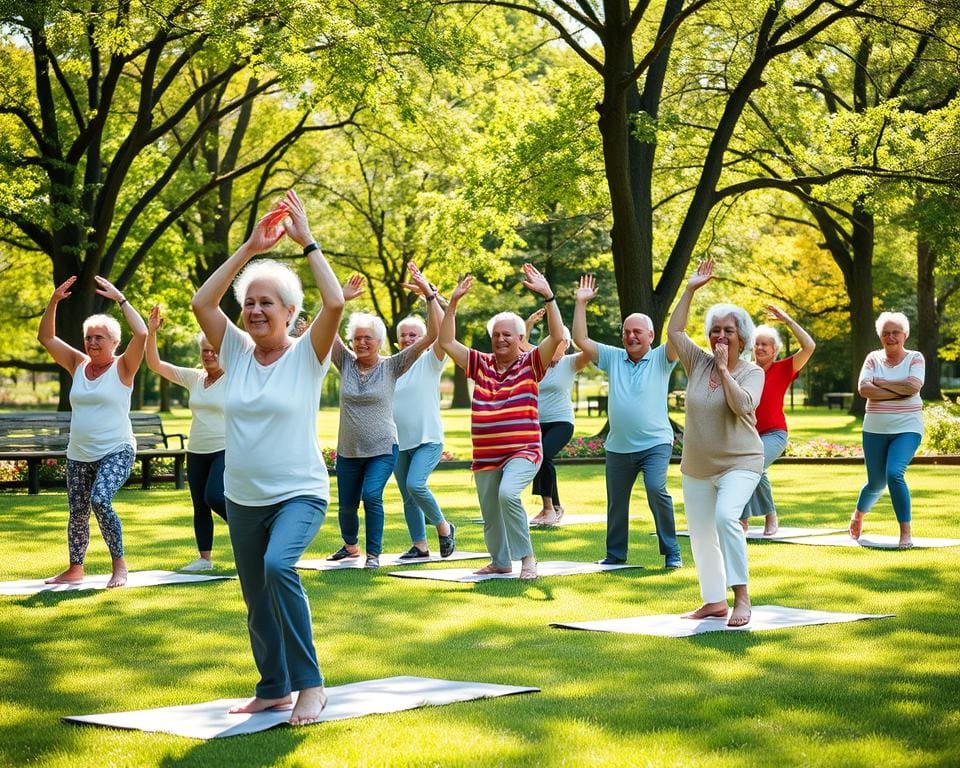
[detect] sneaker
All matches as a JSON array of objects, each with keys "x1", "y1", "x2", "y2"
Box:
[
  {"x1": 365, "y1": 554, "x2": 380, "y2": 569},
  {"x1": 439, "y1": 523, "x2": 456, "y2": 558},
  {"x1": 181, "y1": 557, "x2": 213, "y2": 572},
  {"x1": 327, "y1": 546, "x2": 360, "y2": 561},
  {"x1": 399, "y1": 546, "x2": 430, "y2": 560},
  {"x1": 665, "y1": 554, "x2": 683, "y2": 569},
  {"x1": 598, "y1": 556, "x2": 627, "y2": 565}
]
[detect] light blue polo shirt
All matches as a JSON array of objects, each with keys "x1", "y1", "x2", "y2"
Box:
[{"x1": 596, "y1": 342, "x2": 676, "y2": 453}]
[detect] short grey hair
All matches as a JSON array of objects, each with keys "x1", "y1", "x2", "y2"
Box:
[
  {"x1": 397, "y1": 315, "x2": 427, "y2": 335},
  {"x1": 233, "y1": 259, "x2": 304, "y2": 333},
  {"x1": 346, "y1": 312, "x2": 388, "y2": 350},
  {"x1": 753, "y1": 324, "x2": 783, "y2": 355},
  {"x1": 875, "y1": 311, "x2": 910, "y2": 337},
  {"x1": 83, "y1": 314, "x2": 121, "y2": 344},
  {"x1": 486, "y1": 311, "x2": 525, "y2": 338},
  {"x1": 622, "y1": 313, "x2": 654, "y2": 333},
  {"x1": 705, "y1": 303, "x2": 756, "y2": 355}
]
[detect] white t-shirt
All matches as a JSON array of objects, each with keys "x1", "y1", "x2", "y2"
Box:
[
  {"x1": 537, "y1": 355, "x2": 578, "y2": 424},
  {"x1": 67, "y1": 360, "x2": 136, "y2": 462},
  {"x1": 169, "y1": 366, "x2": 226, "y2": 454},
  {"x1": 393, "y1": 350, "x2": 446, "y2": 450},
  {"x1": 219, "y1": 323, "x2": 331, "y2": 506}
]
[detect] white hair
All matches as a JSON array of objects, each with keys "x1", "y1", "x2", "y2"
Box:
[
  {"x1": 486, "y1": 311, "x2": 525, "y2": 338},
  {"x1": 232, "y1": 259, "x2": 304, "y2": 332},
  {"x1": 705, "y1": 303, "x2": 756, "y2": 355},
  {"x1": 753, "y1": 324, "x2": 783, "y2": 355},
  {"x1": 397, "y1": 315, "x2": 427, "y2": 335},
  {"x1": 622, "y1": 313, "x2": 654, "y2": 333},
  {"x1": 875, "y1": 311, "x2": 910, "y2": 337},
  {"x1": 83, "y1": 314, "x2": 121, "y2": 344},
  {"x1": 346, "y1": 312, "x2": 388, "y2": 350}
]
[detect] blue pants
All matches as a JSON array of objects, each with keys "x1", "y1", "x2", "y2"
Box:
[
  {"x1": 605, "y1": 445, "x2": 680, "y2": 560},
  {"x1": 336, "y1": 445, "x2": 398, "y2": 556},
  {"x1": 394, "y1": 442, "x2": 446, "y2": 544},
  {"x1": 532, "y1": 421, "x2": 574, "y2": 505},
  {"x1": 187, "y1": 450, "x2": 227, "y2": 552},
  {"x1": 226, "y1": 495, "x2": 326, "y2": 699},
  {"x1": 856, "y1": 431, "x2": 922, "y2": 523},
  {"x1": 740, "y1": 430, "x2": 788, "y2": 520},
  {"x1": 474, "y1": 458, "x2": 539, "y2": 568}
]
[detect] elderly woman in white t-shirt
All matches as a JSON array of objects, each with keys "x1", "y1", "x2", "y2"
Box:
[
  {"x1": 37, "y1": 275, "x2": 147, "y2": 588},
  {"x1": 392, "y1": 314, "x2": 456, "y2": 559},
  {"x1": 523, "y1": 310, "x2": 590, "y2": 526},
  {"x1": 191, "y1": 189, "x2": 344, "y2": 726},
  {"x1": 146, "y1": 306, "x2": 227, "y2": 571}
]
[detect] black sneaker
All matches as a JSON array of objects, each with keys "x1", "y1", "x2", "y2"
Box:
[
  {"x1": 365, "y1": 554, "x2": 380, "y2": 569},
  {"x1": 327, "y1": 546, "x2": 360, "y2": 561},
  {"x1": 439, "y1": 523, "x2": 456, "y2": 558},
  {"x1": 598, "y1": 556, "x2": 627, "y2": 565},
  {"x1": 398, "y1": 546, "x2": 430, "y2": 560}
]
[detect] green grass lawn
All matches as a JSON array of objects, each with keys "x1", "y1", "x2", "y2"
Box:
[{"x1": 1, "y1": 461, "x2": 958, "y2": 767}]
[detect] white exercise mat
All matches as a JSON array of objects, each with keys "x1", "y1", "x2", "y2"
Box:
[
  {"x1": 296, "y1": 551, "x2": 489, "y2": 570},
  {"x1": 388, "y1": 560, "x2": 641, "y2": 582},
  {"x1": 469, "y1": 514, "x2": 626, "y2": 527},
  {"x1": 0, "y1": 570, "x2": 233, "y2": 596},
  {"x1": 674, "y1": 526, "x2": 846, "y2": 540},
  {"x1": 550, "y1": 605, "x2": 894, "y2": 637},
  {"x1": 775, "y1": 533, "x2": 960, "y2": 548},
  {"x1": 63, "y1": 676, "x2": 539, "y2": 739}
]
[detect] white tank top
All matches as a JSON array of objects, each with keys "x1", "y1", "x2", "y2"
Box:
[{"x1": 67, "y1": 360, "x2": 136, "y2": 462}]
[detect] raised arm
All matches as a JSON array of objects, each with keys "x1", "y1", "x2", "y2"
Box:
[
  {"x1": 191, "y1": 204, "x2": 287, "y2": 352},
  {"x1": 572, "y1": 275, "x2": 599, "y2": 363},
  {"x1": 768, "y1": 305, "x2": 816, "y2": 372},
  {"x1": 439, "y1": 275, "x2": 473, "y2": 370},
  {"x1": 94, "y1": 276, "x2": 147, "y2": 386},
  {"x1": 38, "y1": 276, "x2": 85, "y2": 373},
  {"x1": 667, "y1": 260, "x2": 714, "y2": 348},
  {"x1": 282, "y1": 189, "x2": 345, "y2": 362},
  {"x1": 522, "y1": 263, "x2": 562, "y2": 365},
  {"x1": 519, "y1": 308, "x2": 546, "y2": 352},
  {"x1": 145, "y1": 306, "x2": 182, "y2": 384},
  {"x1": 401, "y1": 262, "x2": 441, "y2": 362}
]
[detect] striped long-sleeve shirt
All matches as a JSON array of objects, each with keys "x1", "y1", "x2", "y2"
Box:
[
  {"x1": 860, "y1": 349, "x2": 925, "y2": 435},
  {"x1": 467, "y1": 348, "x2": 547, "y2": 471}
]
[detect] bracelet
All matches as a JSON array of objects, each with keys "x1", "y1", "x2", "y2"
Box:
[
  {"x1": 426, "y1": 293, "x2": 438, "y2": 302},
  {"x1": 303, "y1": 242, "x2": 320, "y2": 256},
  {"x1": 544, "y1": 294, "x2": 556, "y2": 303},
  {"x1": 118, "y1": 297, "x2": 128, "y2": 307}
]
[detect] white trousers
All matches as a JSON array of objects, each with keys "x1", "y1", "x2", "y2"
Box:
[{"x1": 682, "y1": 470, "x2": 760, "y2": 603}]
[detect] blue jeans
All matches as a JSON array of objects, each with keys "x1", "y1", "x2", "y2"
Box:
[
  {"x1": 226, "y1": 494, "x2": 326, "y2": 699},
  {"x1": 856, "y1": 431, "x2": 922, "y2": 523},
  {"x1": 187, "y1": 450, "x2": 227, "y2": 551},
  {"x1": 394, "y1": 442, "x2": 446, "y2": 544},
  {"x1": 605, "y1": 445, "x2": 680, "y2": 560},
  {"x1": 740, "y1": 430, "x2": 788, "y2": 520},
  {"x1": 336, "y1": 445, "x2": 398, "y2": 556}
]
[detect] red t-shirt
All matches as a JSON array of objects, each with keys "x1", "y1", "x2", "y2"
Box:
[
  {"x1": 467, "y1": 348, "x2": 546, "y2": 471},
  {"x1": 754, "y1": 356, "x2": 799, "y2": 434}
]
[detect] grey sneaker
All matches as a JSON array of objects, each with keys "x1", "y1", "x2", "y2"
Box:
[
  {"x1": 665, "y1": 554, "x2": 683, "y2": 569},
  {"x1": 181, "y1": 557, "x2": 213, "y2": 572},
  {"x1": 365, "y1": 554, "x2": 380, "y2": 569},
  {"x1": 439, "y1": 523, "x2": 456, "y2": 558}
]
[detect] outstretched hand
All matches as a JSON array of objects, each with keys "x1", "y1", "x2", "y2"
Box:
[
  {"x1": 687, "y1": 259, "x2": 715, "y2": 291},
  {"x1": 766, "y1": 304, "x2": 789, "y2": 322},
  {"x1": 247, "y1": 205, "x2": 288, "y2": 254},
  {"x1": 148, "y1": 305, "x2": 164, "y2": 334},
  {"x1": 405, "y1": 262, "x2": 432, "y2": 297},
  {"x1": 525, "y1": 307, "x2": 546, "y2": 333},
  {"x1": 281, "y1": 189, "x2": 314, "y2": 248},
  {"x1": 450, "y1": 275, "x2": 473, "y2": 303},
  {"x1": 51, "y1": 276, "x2": 77, "y2": 303},
  {"x1": 576, "y1": 274, "x2": 597, "y2": 303},
  {"x1": 342, "y1": 274, "x2": 366, "y2": 301},
  {"x1": 520, "y1": 263, "x2": 552, "y2": 298},
  {"x1": 94, "y1": 275, "x2": 124, "y2": 303}
]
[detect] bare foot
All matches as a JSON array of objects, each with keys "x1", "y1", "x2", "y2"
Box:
[
  {"x1": 682, "y1": 602, "x2": 729, "y2": 620},
  {"x1": 106, "y1": 559, "x2": 128, "y2": 588},
  {"x1": 898, "y1": 522, "x2": 913, "y2": 549},
  {"x1": 727, "y1": 599, "x2": 752, "y2": 628},
  {"x1": 538, "y1": 510, "x2": 561, "y2": 527},
  {"x1": 229, "y1": 695, "x2": 294, "y2": 714},
  {"x1": 519, "y1": 555, "x2": 538, "y2": 580},
  {"x1": 45, "y1": 565, "x2": 84, "y2": 584},
  {"x1": 849, "y1": 511, "x2": 864, "y2": 540},
  {"x1": 474, "y1": 563, "x2": 512, "y2": 575},
  {"x1": 529, "y1": 508, "x2": 549, "y2": 525},
  {"x1": 763, "y1": 513, "x2": 779, "y2": 536},
  {"x1": 289, "y1": 686, "x2": 327, "y2": 726},
  {"x1": 739, "y1": 518, "x2": 750, "y2": 533}
]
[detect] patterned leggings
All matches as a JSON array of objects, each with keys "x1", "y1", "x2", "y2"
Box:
[{"x1": 65, "y1": 445, "x2": 135, "y2": 564}]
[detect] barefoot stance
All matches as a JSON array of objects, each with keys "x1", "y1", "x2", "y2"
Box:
[
  {"x1": 45, "y1": 565, "x2": 84, "y2": 585},
  {"x1": 289, "y1": 686, "x2": 327, "y2": 726},
  {"x1": 474, "y1": 563, "x2": 512, "y2": 575},
  {"x1": 682, "y1": 602, "x2": 729, "y2": 620},
  {"x1": 229, "y1": 695, "x2": 294, "y2": 715},
  {"x1": 763, "y1": 513, "x2": 779, "y2": 536},
  {"x1": 727, "y1": 601, "x2": 751, "y2": 627}
]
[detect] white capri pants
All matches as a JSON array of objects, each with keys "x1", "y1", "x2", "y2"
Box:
[{"x1": 682, "y1": 470, "x2": 760, "y2": 603}]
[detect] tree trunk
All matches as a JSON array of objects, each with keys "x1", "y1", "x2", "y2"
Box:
[
  {"x1": 917, "y1": 237, "x2": 941, "y2": 400},
  {"x1": 844, "y1": 204, "x2": 875, "y2": 417},
  {"x1": 452, "y1": 364, "x2": 471, "y2": 408}
]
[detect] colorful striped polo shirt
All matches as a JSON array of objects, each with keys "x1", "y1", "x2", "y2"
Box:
[{"x1": 467, "y1": 348, "x2": 547, "y2": 471}]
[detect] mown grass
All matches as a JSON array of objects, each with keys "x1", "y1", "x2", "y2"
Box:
[{"x1": 1, "y1": 460, "x2": 958, "y2": 767}]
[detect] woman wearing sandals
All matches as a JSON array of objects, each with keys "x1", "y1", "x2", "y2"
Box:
[
  {"x1": 666, "y1": 260, "x2": 763, "y2": 627},
  {"x1": 849, "y1": 312, "x2": 924, "y2": 549},
  {"x1": 522, "y1": 310, "x2": 590, "y2": 526},
  {"x1": 439, "y1": 264, "x2": 565, "y2": 580},
  {"x1": 146, "y1": 306, "x2": 227, "y2": 571}
]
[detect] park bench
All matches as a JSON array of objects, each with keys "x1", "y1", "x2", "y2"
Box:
[
  {"x1": 825, "y1": 392, "x2": 854, "y2": 410},
  {"x1": 586, "y1": 395, "x2": 608, "y2": 417},
  {"x1": 0, "y1": 412, "x2": 187, "y2": 494}
]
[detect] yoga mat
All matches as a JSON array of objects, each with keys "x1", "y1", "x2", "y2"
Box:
[
  {"x1": 388, "y1": 560, "x2": 641, "y2": 582},
  {"x1": 0, "y1": 570, "x2": 233, "y2": 596},
  {"x1": 63, "y1": 676, "x2": 539, "y2": 739},
  {"x1": 775, "y1": 533, "x2": 960, "y2": 549},
  {"x1": 550, "y1": 605, "x2": 894, "y2": 637},
  {"x1": 469, "y1": 514, "x2": 629, "y2": 527},
  {"x1": 296, "y1": 551, "x2": 489, "y2": 570},
  {"x1": 674, "y1": 526, "x2": 846, "y2": 540}
]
